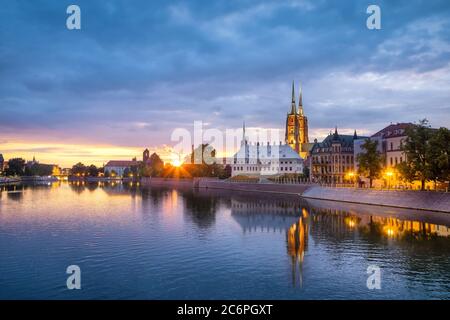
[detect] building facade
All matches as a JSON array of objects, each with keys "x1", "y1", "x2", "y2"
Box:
[
  {"x1": 104, "y1": 149, "x2": 163, "y2": 177},
  {"x1": 311, "y1": 128, "x2": 363, "y2": 184},
  {"x1": 285, "y1": 82, "x2": 312, "y2": 159},
  {"x1": 104, "y1": 160, "x2": 140, "y2": 177},
  {"x1": 371, "y1": 123, "x2": 413, "y2": 168},
  {"x1": 0, "y1": 154, "x2": 4, "y2": 174},
  {"x1": 353, "y1": 123, "x2": 414, "y2": 187},
  {"x1": 231, "y1": 123, "x2": 303, "y2": 177}
]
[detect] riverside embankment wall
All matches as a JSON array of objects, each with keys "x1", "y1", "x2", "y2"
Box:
[
  {"x1": 302, "y1": 186, "x2": 450, "y2": 213},
  {"x1": 140, "y1": 178, "x2": 450, "y2": 213},
  {"x1": 196, "y1": 179, "x2": 311, "y2": 195}
]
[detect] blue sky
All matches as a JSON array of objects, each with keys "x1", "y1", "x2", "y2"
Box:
[{"x1": 1, "y1": 0, "x2": 450, "y2": 165}]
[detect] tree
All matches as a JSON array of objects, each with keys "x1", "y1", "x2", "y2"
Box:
[
  {"x1": 302, "y1": 166, "x2": 310, "y2": 179},
  {"x1": 4, "y1": 158, "x2": 25, "y2": 176},
  {"x1": 87, "y1": 165, "x2": 99, "y2": 177},
  {"x1": 148, "y1": 153, "x2": 164, "y2": 177},
  {"x1": 189, "y1": 144, "x2": 216, "y2": 165},
  {"x1": 398, "y1": 119, "x2": 433, "y2": 190},
  {"x1": 357, "y1": 138, "x2": 384, "y2": 188},
  {"x1": 24, "y1": 163, "x2": 53, "y2": 176},
  {"x1": 428, "y1": 127, "x2": 450, "y2": 187},
  {"x1": 122, "y1": 167, "x2": 130, "y2": 178},
  {"x1": 71, "y1": 162, "x2": 87, "y2": 176}
]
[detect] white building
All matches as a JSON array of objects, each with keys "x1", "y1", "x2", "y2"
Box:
[
  {"x1": 231, "y1": 124, "x2": 303, "y2": 177},
  {"x1": 104, "y1": 160, "x2": 139, "y2": 177}
]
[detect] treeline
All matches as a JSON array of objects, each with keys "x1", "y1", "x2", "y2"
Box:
[
  {"x1": 160, "y1": 144, "x2": 231, "y2": 179},
  {"x1": 70, "y1": 163, "x2": 104, "y2": 177},
  {"x1": 1, "y1": 159, "x2": 55, "y2": 176}
]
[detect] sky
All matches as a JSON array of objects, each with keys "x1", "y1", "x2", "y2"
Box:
[{"x1": 1, "y1": 0, "x2": 450, "y2": 167}]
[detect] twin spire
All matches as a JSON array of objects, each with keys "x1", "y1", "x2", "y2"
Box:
[{"x1": 290, "y1": 81, "x2": 304, "y2": 116}]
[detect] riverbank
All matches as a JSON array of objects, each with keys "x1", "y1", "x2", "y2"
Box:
[
  {"x1": 0, "y1": 177, "x2": 20, "y2": 185},
  {"x1": 140, "y1": 177, "x2": 450, "y2": 213},
  {"x1": 0, "y1": 176, "x2": 57, "y2": 185}
]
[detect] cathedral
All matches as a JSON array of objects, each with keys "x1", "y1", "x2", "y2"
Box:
[
  {"x1": 230, "y1": 82, "x2": 312, "y2": 177},
  {"x1": 285, "y1": 82, "x2": 312, "y2": 159}
]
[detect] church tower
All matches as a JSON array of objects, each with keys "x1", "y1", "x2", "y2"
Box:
[
  {"x1": 285, "y1": 81, "x2": 310, "y2": 158},
  {"x1": 297, "y1": 85, "x2": 309, "y2": 145},
  {"x1": 285, "y1": 81, "x2": 300, "y2": 153}
]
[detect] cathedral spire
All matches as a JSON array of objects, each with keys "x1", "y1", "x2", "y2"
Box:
[
  {"x1": 290, "y1": 81, "x2": 296, "y2": 114},
  {"x1": 242, "y1": 121, "x2": 246, "y2": 145},
  {"x1": 298, "y1": 83, "x2": 304, "y2": 116}
]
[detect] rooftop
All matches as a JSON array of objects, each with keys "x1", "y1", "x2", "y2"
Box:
[
  {"x1": 371, "y1": 123, "x2": 413, "y2": 138},
  {"x1": 105, "y1": 160, "x2": 140, "y2": 167}
]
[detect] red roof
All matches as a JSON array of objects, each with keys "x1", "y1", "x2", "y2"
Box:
[
  {"x1": 105, "y1": 160, "x2": 139, "y2": 167},
  {"x1": 371, "y1": 123, "x2": 413, "y2": 138}
]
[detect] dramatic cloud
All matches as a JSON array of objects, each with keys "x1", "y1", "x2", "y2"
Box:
[{"x1": 0, "y1": 0, "x2": 449, "y2": 165}]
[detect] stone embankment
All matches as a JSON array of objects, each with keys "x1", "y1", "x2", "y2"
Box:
[
  {"x1": 140, "y1": 177, "x2": 450, "y2": 213},
  {"x1": 302, "y1": 186, "x2": 450, "y2": 213}
]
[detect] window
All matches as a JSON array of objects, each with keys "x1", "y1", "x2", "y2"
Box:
[
  {"x1": 390, "y1": 158, "x2": 393, "y2": 166},
  {"x1": 390, "y1": 142, "x2": 393, "y2": 150},
  {"x1": 289, "y1": 167, "x2": 292, "y2": 171}
]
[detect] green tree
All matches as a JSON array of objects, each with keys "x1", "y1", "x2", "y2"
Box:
[
  {"x1": 24, "y1": 163, "x2": 53, "y2": 176},
  {"x1": 71, "y1": 162, "x2": 87, "y2": 176},
  {"x1": 302, "y1": 166, "x2": 310, "y2": 179},
  {"x1": 87, "y1": 165, "x2": 99, "y2": 177},
  {"x1": 428, "y1": 127, "x2": 450, "y2": 187},
  {"x1": 148, "y1": 153, "x2": 164, "y2": 177},
  {"x1": 357, "y1": 138, "x2": 384, "y2": 188},
  {"x1": 123, "y1": 167, "x2": 130, "y2": 177},
  {"x1": 5, "y1": 158, "x2": 26, "y2": 176},
  {"x1": 398, "y1": 119, "x2": 433, "y2": 190},
  {"x1": 189, "y1": 144, "x2": 216, "y2": 165}
]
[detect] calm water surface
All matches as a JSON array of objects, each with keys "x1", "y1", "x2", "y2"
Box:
[{"x1": 0, "y1": 182, "x2": 449, "y2": 299}]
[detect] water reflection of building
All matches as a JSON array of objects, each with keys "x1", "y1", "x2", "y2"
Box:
[
  {"x1": 231, "y1": 199, "x2": 303, "y2": 233},
  {"x1": 287, "y1": 212, "x2": 309, "y2": 287},
  {"x1": 231, "y1": 198, "x2": 309, "y2": 287},
  {"x1": 308, "y1": 205, "x2": 450, "y2": 240}
]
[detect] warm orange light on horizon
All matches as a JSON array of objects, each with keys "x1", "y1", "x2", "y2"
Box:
[
  {"x1": 0, "y1": 140, "x2": 174, "y2": 168},
  {"x1": 172, "y1": 159, "x2": 182, "y2": 167}
]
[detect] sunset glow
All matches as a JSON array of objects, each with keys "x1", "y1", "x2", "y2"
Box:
[{"x1": 0, "y1": 140, "x2": 172, "y2": 168}]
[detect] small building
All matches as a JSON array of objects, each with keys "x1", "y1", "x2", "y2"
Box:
[
  {"x1": 104, "y1": 160, "x2": 139, "y2": 177},
  {"x1": 104, "y1": 149, "x2": 163, "y2": 177},
  {"x1": 310, "y1": 128, "x2": 364, "y2": 184}
]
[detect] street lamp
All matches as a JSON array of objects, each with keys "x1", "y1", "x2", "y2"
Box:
[
  {"x1": 385, "y1": 169, "x2": 393, "y2": 189},
  {"x1": 346, "y1": 171, "x2": 355, "y2": 187}
]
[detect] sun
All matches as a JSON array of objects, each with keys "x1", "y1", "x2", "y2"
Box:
[{"x1": 172, "y1": 159, "x2": 182, "y2": 167}]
